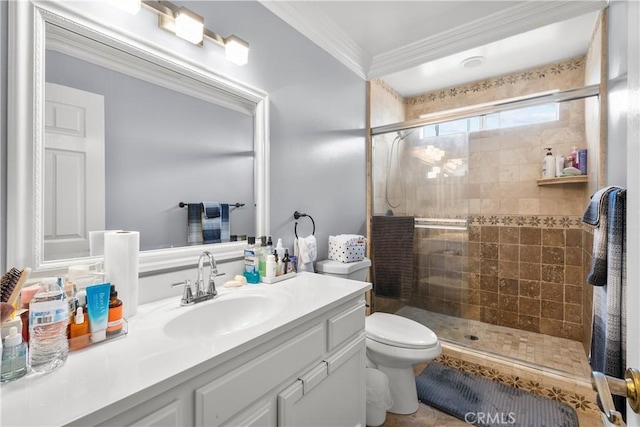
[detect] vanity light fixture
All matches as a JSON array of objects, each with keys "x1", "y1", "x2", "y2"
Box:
[
  {"x1": 120, "y1": 0, "x2": 250, "y2": 64},
  {"x1": 173, "y1": 7, "x2": 205, "y2": 45},
  {"x1": 222, "y1": 35, "x2": 250, "y2": 66}
]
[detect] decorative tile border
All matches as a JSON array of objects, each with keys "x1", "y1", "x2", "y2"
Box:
[
  {"x1": 413, "y1": 214, "x2": 586, "y2": 229},
  {"x1": 468, "y1": 214, "x2": 584, "y2": 229},
  {"x1": 435, "y1": 354, "x2": 597, "y2": 413},
  {"x1": 371, "y1": 78, "x2": 404, "y2": 103},
  {"x1": 405, "y1": 56, "x2": 585, "y2": 106}
]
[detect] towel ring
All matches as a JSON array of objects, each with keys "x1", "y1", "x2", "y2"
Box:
[{"x1": 294, "y1": 211, "x2": 315, "y2": 238}]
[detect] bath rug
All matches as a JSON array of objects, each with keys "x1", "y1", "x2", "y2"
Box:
[{"x1": 416, "y1": 362, "x2": 579, "y2": 427}]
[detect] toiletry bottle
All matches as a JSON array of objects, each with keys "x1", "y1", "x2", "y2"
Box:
[
  {"x1": 69, "y1": 307, "x2": 90, "y2": 350},
  {"x1": 258, "y1": 236, "x2": 267, "y2": 278},
  {"x1": 578, "y1": 149, "x2": 588, "y2": 175},
  {"x1": 266, "y1": 255, "x2": 276, "y2": 279},
  {"x1": 555, "y1": 155, "x2": 564, "y2": 177},
  {"x1": 1, "y1": 326, "x2": 28, "y2": 382},
  {"x1": 29, "y1": 277, "x2": 69, "y2": 373},
  {"x1": 542, "y1": 148, "x2": 554, "y2": 179},
  {"x1": 571, "y1": 146, "x2": 579, "y2": 168},
  {"x1": 282, "y1": 249, "x2": 291, "y2": 276},
  {"x1": 243, "y1": 237, "x2": 260, "y2": 284},
  {"x1": 275, "y1": 238, "x2": 285, "y2": 261},
  {"x1": 107, "y1": 285, "x2": 123, "y2": 336}
]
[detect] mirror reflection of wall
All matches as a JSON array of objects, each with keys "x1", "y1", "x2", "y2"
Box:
[{"x1": 45, "y1": 49, "x2": 255, "y2": 259}]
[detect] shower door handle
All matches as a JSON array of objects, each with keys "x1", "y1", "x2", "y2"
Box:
[{"x1": 591, "y1": 368, "x2": 640, "y2": 426}]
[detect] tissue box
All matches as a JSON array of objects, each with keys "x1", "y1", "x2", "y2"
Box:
[{"x1": 328, "y1": 235, "x2": 366, "y2": 263}]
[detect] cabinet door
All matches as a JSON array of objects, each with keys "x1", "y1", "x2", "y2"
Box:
[
  {"x1": 221, "y1": 400, "x2": 276, "y2": 427},
  {"x1": 277, "y1": 335, "x2": 366, "y2": 427},
  {"x1": 127, "y1": 401, "x2": 182, "y2": 427}
]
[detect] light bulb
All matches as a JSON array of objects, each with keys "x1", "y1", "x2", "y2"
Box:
[
  {"x1": 175, "y1": 8, "x2": 204, "y2": 44},
  {"x1": 225, "y1": 35, "x2": 249, "y2": 66}
]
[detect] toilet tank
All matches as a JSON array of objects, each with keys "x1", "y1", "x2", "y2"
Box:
[{"x1": 316, "y1": 258, "x2": 372, "y2": 281}]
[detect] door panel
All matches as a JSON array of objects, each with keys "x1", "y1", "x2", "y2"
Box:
[{"x1": 44, "y1": 83, "x2": 105, "y2": 260}]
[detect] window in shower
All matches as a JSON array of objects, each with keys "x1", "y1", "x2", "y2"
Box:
[{"x1": 420, "y1": 103, "x2": 559, "y2": 138}]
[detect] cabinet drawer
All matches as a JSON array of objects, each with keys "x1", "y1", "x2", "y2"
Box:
[
  {"x1": 195, "y1": 324, "x2": 325, "y2": 426},
  {"x1": 327, "y1": 301, "x2": 365, "y2": 352}
]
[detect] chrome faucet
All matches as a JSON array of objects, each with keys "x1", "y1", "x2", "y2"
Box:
[
  {"x1": 196, "y1": 251, "x2": 218, "y2": 298},
  {"x1": 171, "y1": 251, "x2": 221, "y2": 306}
]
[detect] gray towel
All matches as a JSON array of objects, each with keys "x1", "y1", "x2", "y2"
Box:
[
  {"x1": 583, "y1": 187, "x2": 626, "y2": 417},
  {"x1": 371, "y1": 215, "x2": 414, "y2": 300},
  {"x1": 187, "y1": 203, "x2": 203, "y2": 245},
  {"x1": 201, "y1": 202, "x2": 230, "y2": 244}
]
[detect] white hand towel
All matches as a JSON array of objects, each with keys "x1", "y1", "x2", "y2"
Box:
[{"x1": 296, "y1": 235, "x2": 317, "y2": 272}]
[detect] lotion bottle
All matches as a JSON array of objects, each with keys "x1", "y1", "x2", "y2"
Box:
[
  {"x1": 542, "y1": 148, "x2": 555, "y2": 179},
  {"x1": 266, "y1": 255, "x2": 276, "y2": 279}
]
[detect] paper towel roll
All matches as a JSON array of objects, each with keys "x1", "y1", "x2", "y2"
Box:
[
  {"x1": 104, "y1": 231, "x2": 140, "y2": 318},
  {"x1": 89, "y1": 230, "x2": 123, "y2": 256}
]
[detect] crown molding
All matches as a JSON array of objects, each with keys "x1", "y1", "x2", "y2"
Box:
[
  {"x1": 368, "y1": 0, "x2": 607, "y2": 78},
  {"x1": 259, "y1": 1, "x2": 606, "y2": 81},
  {"x1": 258, "y1": 0, "x2": 369, "y2": 79}
]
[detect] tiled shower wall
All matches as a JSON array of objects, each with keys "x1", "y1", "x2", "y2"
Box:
[
  {"x1": 371, "y1": 57, "x2": 597, "y2": 346},
  {"x1": 370, "y1": 12, "x2": 604, "y2": 350},
  {"x1": 411, "y1": 219, "x2": 590, "y2": 342}
]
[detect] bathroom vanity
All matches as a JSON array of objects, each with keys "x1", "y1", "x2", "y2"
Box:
[{"x1": 0, "y1": 273, "x2": 370, "y2": 426}]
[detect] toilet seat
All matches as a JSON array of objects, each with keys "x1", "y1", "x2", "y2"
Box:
[{"x1": 366, "y1": 313, "x2": 438, "y2": 350}]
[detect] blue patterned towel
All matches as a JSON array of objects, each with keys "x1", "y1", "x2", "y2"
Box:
[
  {"x1": 187, "y1": 203, "x2": 203, "y2": 245},
  {"x1": 201, "y1": 202, "x2": 230, "y2": 244}
]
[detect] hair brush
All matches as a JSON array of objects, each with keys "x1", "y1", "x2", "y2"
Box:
[{"x1": 1, "y1": 267, "x2": 31, "y2": 306}]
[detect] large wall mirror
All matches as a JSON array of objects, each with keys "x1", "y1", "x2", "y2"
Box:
[{"x1": 8, "y1": 1, "x2": 269, "y2": 274}]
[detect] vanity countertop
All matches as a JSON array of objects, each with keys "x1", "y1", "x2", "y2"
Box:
[{"x1": 0, "y1": 272, "x2": 371, "y2": 426}]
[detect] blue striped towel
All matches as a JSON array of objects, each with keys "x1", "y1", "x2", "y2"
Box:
[
  {"x1": 187, "y1": 203, "x2": 203, "y2": 245},
  {"x1": 201, "y1": 202, "x2": 230, "y2": 244}
]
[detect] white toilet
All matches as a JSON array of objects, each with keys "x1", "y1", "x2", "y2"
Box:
[{"x1": 315, "y1": 258, "x2": 442, "y2": 415}]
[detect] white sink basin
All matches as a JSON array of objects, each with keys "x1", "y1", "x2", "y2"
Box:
[{"x1": 163, "y1": 287, "x2": 291, "y2": 339}]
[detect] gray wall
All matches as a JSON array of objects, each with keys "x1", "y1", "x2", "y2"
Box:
[
  {"x1": 179, "y1": 1, "x2": 368, "y2": 258},
  {"x1": 46, "y1": 51, "x2": 255, "y2": 251},
  {"x1": 1, "y1": 0, "x2": 367, "y2": 269}
]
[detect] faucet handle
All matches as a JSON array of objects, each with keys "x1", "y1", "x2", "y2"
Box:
[
  {"x1": 171, "y1": 279, "x2": 194, "y2": 306},
  {"x1": 206, "y1": 273, "x2": 224, "y2": 297}
]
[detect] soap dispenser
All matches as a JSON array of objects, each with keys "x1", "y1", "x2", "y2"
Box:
[
  {"x1": 542, "y1": 148, "x2": 555, "y2": 179},
  {"x1": 1, "y1": 326, "x2": 27, "y2": 382}
]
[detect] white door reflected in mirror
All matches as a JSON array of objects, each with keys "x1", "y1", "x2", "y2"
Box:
[{"x1": 44, "y1": 83, "x2": 105, "y2": 261}]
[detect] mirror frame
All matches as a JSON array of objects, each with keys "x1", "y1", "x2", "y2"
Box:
[{"x1": 7, "y1": 1, "x2": 270, "y2": 274}]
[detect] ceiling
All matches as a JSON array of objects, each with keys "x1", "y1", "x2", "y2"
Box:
[{"x1": 259, "y1": 1, "x2": 607, "y2": 97}]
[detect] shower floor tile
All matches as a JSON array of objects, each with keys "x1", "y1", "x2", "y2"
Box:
[{"x1": 395, "y1": 305, "x2": 592, "y2": 379}]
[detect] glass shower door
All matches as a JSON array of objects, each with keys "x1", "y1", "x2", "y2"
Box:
[{"x1": 371, "y1": 126, "x2": 472, "y2": 346}]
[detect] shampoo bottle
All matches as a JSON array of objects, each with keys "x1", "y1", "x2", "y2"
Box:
[
  {"x1": 571, "y1": 146, "x2": 579, "y2": 168},
  {"x1": 542, "y1": 148, "x2": 555, "y2": 179}
]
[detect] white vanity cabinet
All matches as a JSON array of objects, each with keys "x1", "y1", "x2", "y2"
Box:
[{"x1": 75, "y1": 297, "x2": 367, "y2": 427}]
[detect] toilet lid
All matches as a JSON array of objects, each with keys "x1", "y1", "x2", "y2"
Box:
[{"x1": 365, "y1": 313, "x2": 438, "y2": 349}]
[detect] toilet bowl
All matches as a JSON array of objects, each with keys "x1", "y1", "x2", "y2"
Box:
[
  {"x1": 315, "y1": 258, "x2": 442, "y2": 415},
  {"x1": 365, "y1": 312, "x2": 441, "y2": 414}
]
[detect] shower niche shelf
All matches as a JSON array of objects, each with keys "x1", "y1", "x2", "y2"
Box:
[{"x1": 536, "y1": 175, "x2": 588, "y2": 186}]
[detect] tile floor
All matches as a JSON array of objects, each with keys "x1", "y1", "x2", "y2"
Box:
[
  {"x1": 396, "y1": 305, "x2": 592, "y2": 378},
  {"x1": 376, "y1": 306, "x2": 604, "y2": 426}
]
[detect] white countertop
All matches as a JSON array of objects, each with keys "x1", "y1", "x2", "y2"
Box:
[{"x1": 0, "y1": 273, "x2": 371, "y2": 426}]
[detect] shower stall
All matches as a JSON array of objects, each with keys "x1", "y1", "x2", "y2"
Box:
[{"x1": 369, "y1": 86, "x2": 600, "y2": 376}]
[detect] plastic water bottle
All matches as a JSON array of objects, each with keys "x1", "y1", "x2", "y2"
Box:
[{"x1": 29, "y1": 278, "x2": 69, "y2": 373}]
